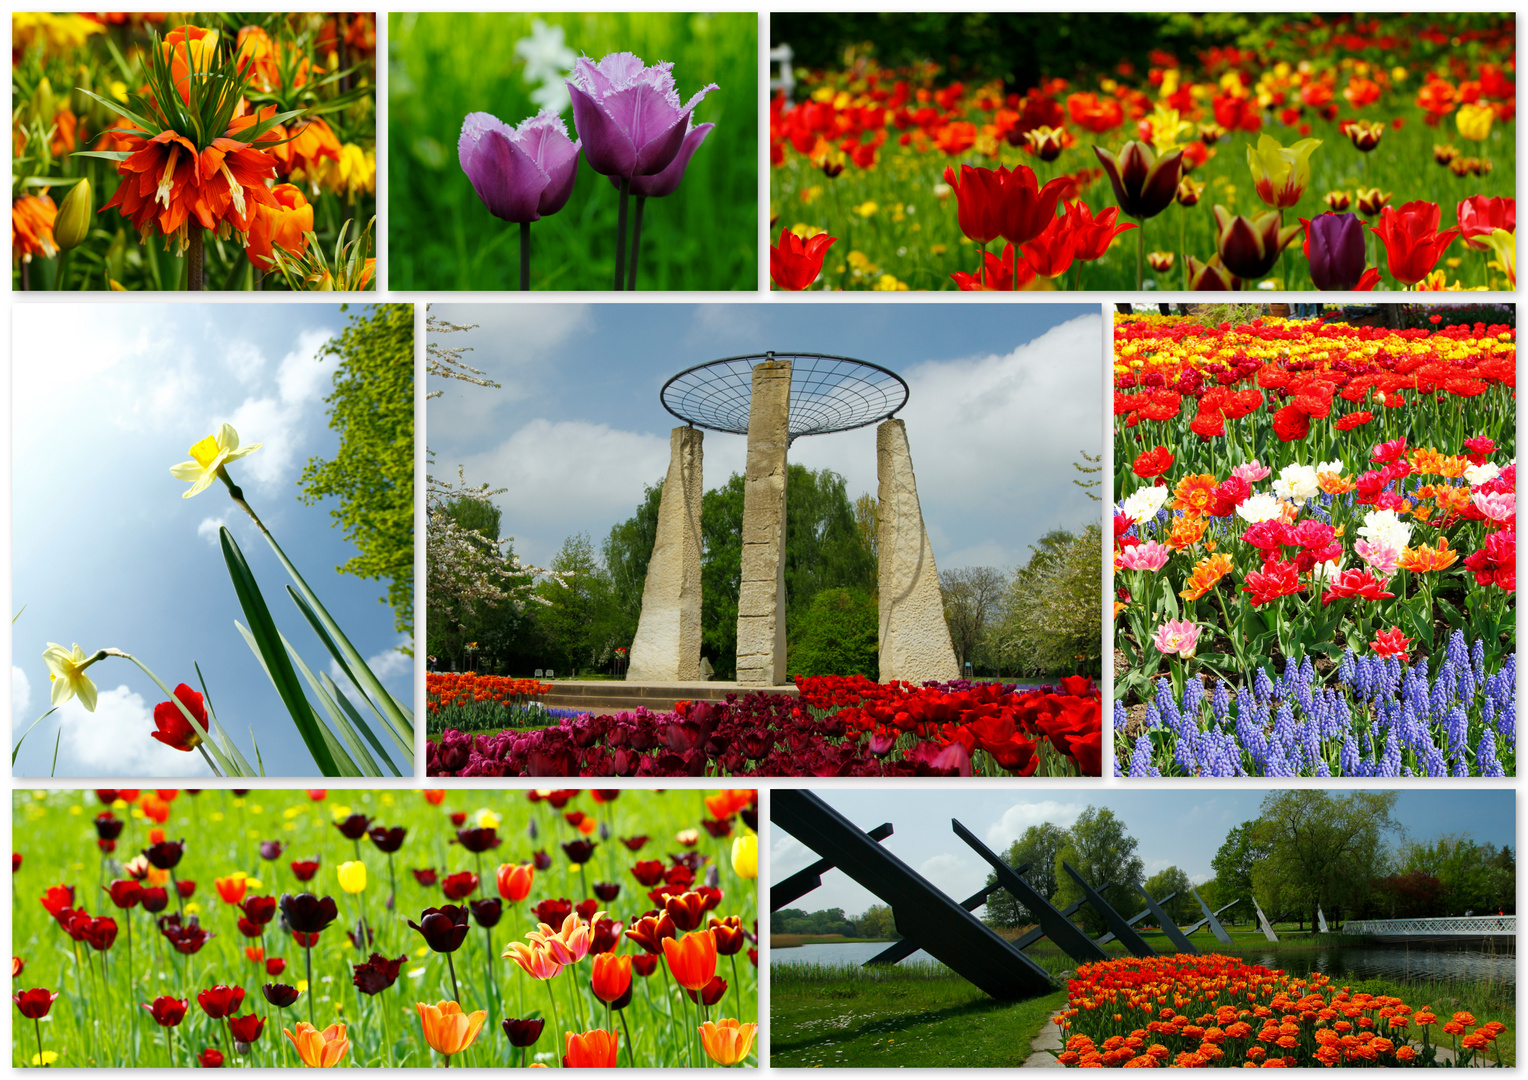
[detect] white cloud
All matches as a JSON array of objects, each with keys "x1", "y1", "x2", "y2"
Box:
[
  {"x1": 12, "y1": 666, "x2": 31, "y2": 724},
  {"x1": 276, "y1": 329, "x2": 339, "y2": 406},
  {"x1": 986, "y1": 800, "x2": 1087, "y2": 849},
  {"x1": 331, "y1": 636, "x2": 414, "y2": 688},
  {"x1": 223, "y1": 339, "x2": 268, "y2": 385},
  {"x1": 52, "y1": 684, "x2": 210, "y2": 778},
  {"x1": 197, "y1": 517, "x2": 228, "y2": 545},
  {"x1": 918, "y1": 853, "x2": 984, "y2": 899}
]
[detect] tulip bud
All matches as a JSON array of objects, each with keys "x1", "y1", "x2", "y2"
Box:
[
  {"x1": 1323, "y1": 190, "x2": 1352, "y2": 213},
  {"x1": 1197, "y1": 122, "x2": 1227, "y2": 145},
  {"x1": 315, "y1": 270, "x2": 334, "y2": 291},
  {"x1": 1147, "y1": 251, "x2": 1175, "y2": 272},
  {"x1": 54, "y1": 178, "x2": 93, "y2": 251},
  {"x1": 1186, "y1": 254, "x2": 1241, "y2": 291},
  {"x1": 1176, "y1": 177, "x2": 1205, "y2": 207},
  {"x1": 526, "y1": 819, "x2": 538, "y2": 841},
  {"x1": 1433, "y1": 143, "x2": 1461, "y2": 166},
  {"x1": 1355, "y1": 188, "x2": 1392, "y2": 217},
  {"x1": 30, "y1": 78, "x2": 55, "y2": 126},
  {"x1": 1343, "y1": 120, "x2": 1384, "y2": 152},
  {"x1": 1022, "y1": 125, "x2": 1066, "y2": 162}
]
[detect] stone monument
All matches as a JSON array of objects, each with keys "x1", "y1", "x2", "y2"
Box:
[
  {"x1": 736, "y1": 359, "x2": 792, "y2": 684},
  {"x1": 626, "y1": 426, "x2": 704, "y2": 680}
]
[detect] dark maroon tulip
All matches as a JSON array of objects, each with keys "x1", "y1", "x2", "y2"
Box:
[
  {"x1": 159, "y1": 913, "x2": 213, "y2": 954},
  {"x1": 334, "y1": 814, "x2": 372, "y2": 841},
  {"x1": 575, "y1": 898, "x2": 600, "y2": 921},
  {"x1": 455, "y1": 827, "x2": 500, "y2": 853},
  {"x1": 228, "y1": 1013, "x2": 265, "y2": 1044},
  {"x1": 589, "y1": 917, "x2": 624, "y2": 954},
  {"x1": 632, "y1": 954, "x2": 659, "y2": 977},
  {"x1": 352, "y1": 953, "x2": 406, "y2": 995},
  {"x1": 562, "y1": 840, "x2": 596, "y2": 864},
  {"x1": 140, "y1": 886, "x2": 170, "y2": 914},
  {"x1": 262, "y1": 983, "x2": 300, "y2": 1009},
  {"x1": 259, "y1": 840, "x2": 284, "y2": 861},
  {"x1": 94, "y1": 813, "x2": 124, "y2": 840},
  {"x1": 13, "y1": 988, "x2": 59, "y2": 1019},
  {"x1": 143, "y1": 995, "x2": 189, "y2": 1026},
  {"x1": 592, "y1": 881, "x2": 620, "y2": 903},
  {"x1": 104, "y1": 879, "x2": 142, "y2": 909},
  {"x1": 1213, "y1": 205, "x2": 1301, "y2": 280},
  {"x1": 1094, "y1": 141, "x2": 1182, "y2": 220},
  {"x1": 143, "y1": 839, "x2": 185, "y2": 870},
  {"x1": 236, "y1": 918, "x2": 263, "y2": 938},
  {"x1": 241, "y1": 895, "x2": 277, "y2": 925},
  {"x1": 347, "y1": 920, "x2": 374, "y2": 951},
  {"x1": 1304, "y1": 211, "x2": 1368, "y2": 291},
  {"x1": 231, "y1": 789, "x2": 249, "y2": 797},
  {"x1": 290, "y1": 858, "x2": 320, "y2": 882},
  {"x1": 197, "y1": 984, "x2": 246, "y2": 1019},
  {"x1": 81, "y1": 916, "x2": 118, "y2": 951},
  {"x1": 502, "y1": 1016, "x2": 545, "y2": 1047},
  {"x1": 741, "y1": 807, "x2": 758, "y2": 832},
  {"x1": 368, "y1": 826, "x2": 407, "y2": 854},
  {"x1": 408, "y1": 905, "x2": 470, "y2": 953},
  {"x1": 279, "y1": 893, "x2": 338, "y2": 935},
  {"x1": 625, "y1": 913, "x2": 677, "y2": 955},
  {"x1": 412, "y1": 868, "x2": 438, "y2": 887},
  {"x1": 621, "y1": 836, "x2": 649, "y2": 852},
  {"x1": 686, "y1": 975, "x2": 728, "y2": 1007},
  {"x1": 701, "y1": 819, "x2": 732, "y2": 839},
  {"x1": 469, "y1": 898, "x2": 503, "y2": 929},
  {"x1": 532, "y1": 850, "x2": 552, "y2": 871},
  {"x1": 531, "y1": 898, "x2": 572, "y2": 926},
  {"x1": 176, "y1": 879, "x2": 196, "y2": 900},
  {"x1": 630, "y1": 860, "x2": 664, "y2": 887}
]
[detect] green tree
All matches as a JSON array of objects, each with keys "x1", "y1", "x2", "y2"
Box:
[
  {"x1": 788, "y1": 588, "x2": 878, "y2": 678},
  {"x1": 995, "y1": 524, "x2": 1102, "y2": 677},
  {"x1": 535, "y1": 533, "x2": 617, "y2": 675},
  {"x1": 856, "y1": 904, "x2": 898, "y2": 939},
  {"x1": 941, "y1": 565, "x2": 1008, "y2": 674},
  {"x1": 1052, "y1": 806, "x2": 1145, "y2": 935},
  {"x1": 602, "y1": 480, "x2": 665, "y2": 651},
  {"x1": 1251, "y1": 791, "x2": 1400, "y2": 928},
  {"x1": 1143, "y1": 866, "x2": 1194, "y2": 926},
  {"x1": 701, "y1": 474, "x2": 746, "y2": 678},
  {"x1": 1210, "y1": 821, "x2": 1270, "y2": 912},
  {"x1": 299, "y1": 303, "x2": 415, "y2": 641},
  {"x1": 982, "y1": 822, "x2": 1071, "y2": 928}
]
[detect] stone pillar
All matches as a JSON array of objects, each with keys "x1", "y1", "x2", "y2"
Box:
[
  {"x1": 877, "y1": 419, "x2": 959, "y2": 683},
  {"x1": 627, "y1": 427, "x2": 704, "y2": 681},
  {"x1": 736, "y1": 359, "x2": 791, "y2": 685}
]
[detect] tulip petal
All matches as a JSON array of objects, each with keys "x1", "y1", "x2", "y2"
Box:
[
  {"x1": 459, "y1": 113, "x2": 547, "y2": 223},
  {"x1": 629, "y1": 122, "x2": 712, "y2": 198}
]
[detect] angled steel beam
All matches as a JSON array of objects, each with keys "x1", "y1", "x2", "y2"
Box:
[
  {"x1": 1136, "y1": 886, "x2": 1198, "y2": 954},
  {"x1": 1252, "y1": 897, "x2": 1280, "y2": 942},
  {"x1": 771, "y1": 822, "x2": 894, "y2": 911},
  {"x1": 1187, "y1": 889, "x2": 1236, "y2": 945},
  {"x1": 953, "y1": 818, "x2": 1106, "y2": 962},
  {"x1": 866, "y1": 864, "x2": 1029, "y2": 965},
  {"x1": 1013, "y1": 884, "x2": 1110, "y2": 951},
  {"x1": 772, "y1": 790, "x2": 1054, "y2": 999},
  {"x1": 1063, "y1": 862, "x2": 1155, "y2": 957},
  {"x1": 1097, "y1": 892, "x2": 1174, "y2": 945}
]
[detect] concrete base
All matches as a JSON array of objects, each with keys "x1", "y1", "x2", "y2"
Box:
[
  {"x1": 876, "y1": 419, "x2": 959, "y2": 683},
  {"x1": 628, "y1": 426, "x2": 704, "y2": 681}
]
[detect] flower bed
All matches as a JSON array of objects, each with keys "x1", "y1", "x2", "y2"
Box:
[
  {"x1": 1055, "y1": 954, "x2": 1508, "y2": 1067},
  {"x1": 427, "y1": 677, "x2": 1101, "y2": 777},
  {"x1": 1114, "y1": 313, "x2": 1515, "y2": 777}
]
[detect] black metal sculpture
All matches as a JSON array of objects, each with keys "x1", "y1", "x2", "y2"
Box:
[
  {"x1": 1062, "y1": 862, "x2": 1156, "y2": 957},
  {"x1": 1134, "y1": 886, "x2": 1199, "y2": 955},
  {"x1": 1096, "y1": 892, "x2": 1171, "y2": 946},
  {"x1": 771, "y1": 823, "x2": 894, "y2": 911},
  {"x1": 865, "y1": 867, "x2": 1029, "y2": 966}
]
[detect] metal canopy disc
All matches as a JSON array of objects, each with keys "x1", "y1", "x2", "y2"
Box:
[{"x1": 660, "y1": 352, "x2": 909, "y2": 441}]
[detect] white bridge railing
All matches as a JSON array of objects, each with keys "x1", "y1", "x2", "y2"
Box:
[{"x1": 1342, "y1": 915, "x2": 1515, "y2": 936}]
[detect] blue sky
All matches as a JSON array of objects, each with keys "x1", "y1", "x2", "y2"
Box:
[
  {"x1": 770, "y1": 788, "x2": 1517, "y2": 920},
  {"x1": 10, "y1": 303, "x2": 412, "y2": 778},
  {"x1": 428, "y1": 303, "x2": 1104, "y2": 573}
]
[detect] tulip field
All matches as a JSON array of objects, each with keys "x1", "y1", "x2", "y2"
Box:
[
  {"x1": 768, "y1": 14, "x2": 1514, "y2": 291},
  {"x1": 427, "y1": 675, "x2": 1103, "y2": 778},
  {"x1": 1055, "y1": 955, "x2": 1510, "y2": 1067},
  {"x1": 1113, "y1": 309, "x2": 1516, "y2": 777},
  {"x1": 11, "y1": 13, "x2": 376, "y2": 291},
  {"x1": 10, "y1": 787, "x2": 759, "y2": 1068}
]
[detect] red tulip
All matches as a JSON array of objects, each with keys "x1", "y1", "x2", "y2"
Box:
[
  {"x1": 13, "y1": 988, "x2": 59, "y2": 1019},
  {"x1": 151, "y1": 684, "x2": 207, "y2": 752},
  {"x1": 1066, "y1": 200, "x2": 1136, "y2": 261},
  {"x1": 104, "y1": 879, "x2": 143, "y2": 909},
  {"x1": 1456, "y1": 195, "x2": 1515, "y2": 251},
  {"x1": 197, "y1": 984, "x2": 246, "y2": 1019},
  {"x1": 1370, "y1": 201, "x2": 1461, "y2": 285},
  {"x1": 144, "y1": 995, "x2": 190, "y2": 1027},
  {"x1": 769, "y1": 228, "x2": 836, "y2": 290},
  {"x1": 1021, "y1": 211, "x2": 1076, "y2": 278}
]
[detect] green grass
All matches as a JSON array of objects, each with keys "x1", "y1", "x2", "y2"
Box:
[
  {"x1": 11, "y1": 788, "x2": 758, "y2": 1069},
  {"x1": 770, "y1": 961, "x2": 1066, "y2": 1068},
  {"x1": 389, "y1": 12, "x2": 757, "y2": 291}
]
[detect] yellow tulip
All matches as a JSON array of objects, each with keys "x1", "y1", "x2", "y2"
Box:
[
  {"x1": 1483, "y1": 229, "x2": 1515, "y2": 289},
  {"x1": 699, "y1": 1019, "x2": 759, "y2": 1066},
  {"x1": 1246, "y1": 133, "x2": 1322, "y2": 210},
  {"x1": 336, "y1": 861, "x2": 367, "y2": 894},
  {"x1": 1148, "y1": 105, "x2": 1193, "y2": 155},
  {"x1": 1456, "y1": 103, "x2": 1494, "y2": 142},
  {"x1": 731, "y1": 834, "x2": 758, "y2": 880}
]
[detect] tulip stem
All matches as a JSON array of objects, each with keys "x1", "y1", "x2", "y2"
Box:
[
  {"x1": 445, "y1": 950, "x2": 461, "y2": 1005},
  {"x1": 730, "y1": 953, "x2": 742, "y2": 1020},
  {"x1": 544, "y1": 978, "x2": 562, "y2": 1068},
  {"x1": 187, "y1": 227, "x2": 204, "y2": 291},
  {"x1": 619, "y1": 1009, "x2": 635, "y2": 1068},
  {"x1": 614, "y1": 177, "x2": 631, "y2": 290},
  {"x1": 1135, "y1": 224, "x2": 1145, "y2": 292},
  {"x1": 304, "y1": 942, "x2": 315, "y2": 1028},
  {"x1": 519, "y1": 221, "x2": 530, "y2": 292},
  {"x1": 627, "y1": 195, "x2": 646, "y2": 290},
  {"x1": 53, "y1": 248, "x2": 69, "y2": 291},
  {"x1": 197, "y1": 743, "x2": 222, "y2": 776}
]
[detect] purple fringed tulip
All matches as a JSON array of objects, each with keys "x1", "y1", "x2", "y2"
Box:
[
  {"x1": 567, "y1": 53, "x2": 718, "y2": 180},
  {"x1": 1302, "y1": 212, "x2": 1368, "y2": 291},
  {"x1": 458, "y1": 111, "x2": 580, "y2": 223},
  {"x1": 615, "y1": 121, "x2": 715, "y2": 198}
]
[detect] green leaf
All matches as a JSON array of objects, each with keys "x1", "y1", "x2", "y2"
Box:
[
  {"x1": 286, "y1": 586, "x2": 411, "y2": 758},
  {"x1": 73, "y1": 87, "x2": 155, "y2": 133},
  {"x1": 51, "y1": 727, "x2": 61, "y2": 777},
  {"x1": 220, "y1": 527, "x2": 341, "y2": 776},
  {"x1": 12, "y1": 708, "x2": 57, "y2": 766},
  {"x1": 321, "y1": 671, "x2": 403, "y2": 776},
  {"x1": 234, "y1": 621, "x2": 359, "y2": 778},
  {"x1": 282, "y1": 632, "x2": 382, "y2": 776}
]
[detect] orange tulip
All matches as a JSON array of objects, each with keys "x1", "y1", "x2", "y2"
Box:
[
  {"x1": 699, "y1": 1019, "x2": 758, "y2": 1066},
  {"x1": 590, "y1": 954, "x2": 631, "y2": 1004},
  {"x1": 563, "y1": 1029, "x2": 619, "y2": 1068},
  {"x1": 416, "y1": 1000, "x2": 487, "y2": 1059},
  {"x1": 662, "y1": 930, "x2": 718, "y2": 992},
  {"x1": 495, "y1": 863, "x2": 534, "y2": 903},
  {"x1": 215, "y1": 875, "x2": 249, "y2": 905},
  {"x1": 284, "y1": 1022, "x2": 349, "y2": 1067},
  {"x1": 503, "y1": 940, "x2": 563, "y2": 981},
  {"x1": 422, "y1": 790, "x2": 446, "y2": 806}
]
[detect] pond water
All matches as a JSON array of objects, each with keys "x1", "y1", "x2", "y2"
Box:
[{"x1": 774, "y1": 939, "x2": 1515, "y2": 992}]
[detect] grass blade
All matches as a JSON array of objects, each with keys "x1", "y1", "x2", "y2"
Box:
[
  {"x1": 234, "y1": 621, "x2": 360, "y2": 778},
  {"x1": 51, "y1": 727, "x2": 61, "y2": 776},
  {"x1": 220, "y1": 527, "x2": 341, "y2": 776},
  {"x1": 12, "y1": 708, "x2": 57, "y2": 766},
  {"x1": 321, "y1": 672, "x2": 403, "y2": 776},
  {"x1": 282, "y1": 632, "x2": 384, "y2": 777},
  {"x1": 194, "y1": 659, "x2": 255, "y2": 775}
]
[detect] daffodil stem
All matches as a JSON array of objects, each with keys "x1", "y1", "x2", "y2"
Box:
[
  {"x1": 187, "y1": 227, "x2": 204, "y2": 291},
  {"x1": 519, "y1": 221, "x2": 530, "y2": 292},
  {"x1": 628, "y1": 196, "x2": 646, "y2": 290},
  {"x1": 614, "y1": 177, "x2": 631, "y2": 290}
]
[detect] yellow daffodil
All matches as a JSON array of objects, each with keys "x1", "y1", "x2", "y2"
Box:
[
  {"x1": 42, "y1": 642, "x2": 100, "y2": 711},
  {"x1": 1246, "y1": 133, "x2": 1322, "y2": 210},
  {"x1": 169, "y1": 423, "x2": 262, "y2": 498}
]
